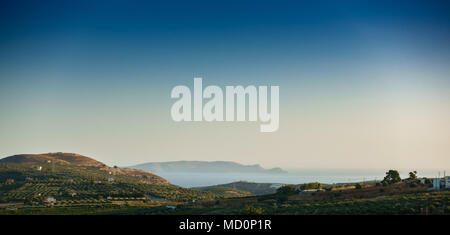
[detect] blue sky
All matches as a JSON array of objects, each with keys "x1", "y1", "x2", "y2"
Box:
[{"x1": 0, "y1": 0, "x2": 449, "y2": 169}]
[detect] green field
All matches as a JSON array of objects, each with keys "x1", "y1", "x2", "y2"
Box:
[{"x1": 0, "y1": 162, "x2": 218, "y2": 207}]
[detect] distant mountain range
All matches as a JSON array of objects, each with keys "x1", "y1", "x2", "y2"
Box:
[{"x1": 130, "y1": 161, "x2": 287, "y2": 174}]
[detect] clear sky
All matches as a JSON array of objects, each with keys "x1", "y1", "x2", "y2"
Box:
[{"x1": 0, "y1": 0, "x2": 449, "y2": 169}]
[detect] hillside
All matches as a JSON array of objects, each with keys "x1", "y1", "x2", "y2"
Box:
[
  {"x1": 0, "y1": 153, "x2": 105, "y2": 167},
  {"x1": 166, "y1": 182, "x2": 448, "y2": 215},
  {"x1": 193, "y1": 186, "x2": 254, "y2": 198},
  {"x1": 130, "y1": 161, "x2": 287, "y2": 174},
  {"x1": 0, "y1": 153, "x2": 169, "y2": 185},
  {"x1": 194, "y1": 181, "x2": 282, "y2": 195},
  {"x1": 0, "y1": 153, "x2": 219, "y2": 205}
]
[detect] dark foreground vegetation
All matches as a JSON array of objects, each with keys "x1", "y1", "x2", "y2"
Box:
[{"x1": 171, "y1": 185, "x2": 449, "y2": 215}]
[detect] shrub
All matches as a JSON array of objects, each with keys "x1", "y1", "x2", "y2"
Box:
[
  {"x1": 276, "y1": 185, "x2": 298, "y2": 194},
  {"x1": 382, "y1": 170, "x2": 401, "y2": 185},
  {"x1": 240, "y1": 205, "x2": 264, "y2": 215},
  {"x1": 300, "y1": 182, "x2": 322, "y2": 190}
]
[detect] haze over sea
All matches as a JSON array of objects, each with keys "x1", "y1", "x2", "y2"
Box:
[{"x1": 155, "y1": 168, "x2": 448, "y2": 188}]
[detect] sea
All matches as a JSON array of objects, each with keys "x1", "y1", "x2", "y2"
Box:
[{"x1": 154, "y1": 168, "x2": 448, "y2": 188}]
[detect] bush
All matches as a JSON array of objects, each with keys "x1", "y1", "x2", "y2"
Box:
[
  {"x1": 300, "y1": 182, "x2": 322, "y2": 190},
  {"x1": 276, "y1": 185, "x2": 298, "y2": 195},
  {"x1": 276, "y1": 194, "x2": 289, "y2": 203},
  {"x1": 240, "y1": 205, "x2": 264, "y2": 215},
  {"x1": 382, "y1": 170, "x2": 401, "y2": 185}
]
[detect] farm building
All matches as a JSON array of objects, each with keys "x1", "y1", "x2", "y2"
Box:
[
  {"x1": 45, "y1": 196, "x2": 56, "y2": 203},
  {"x1": 432, "y1": 176, "x2": 450, "y2": 190}
]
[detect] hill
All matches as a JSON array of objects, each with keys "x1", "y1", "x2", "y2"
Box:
[
  {"x1": 194, "y1": 186, "x2": 253, "y2": 198},
  {"x1": 130, "y1": 161, "x2": 287, "y2": 174},
  {"x1": 194, "y1": 181, "x2": 282, "y2": 195},
  {"x1": 0, "y1": 153, "x2": 105, "y2": 167},
  {"x1": 166, "y1": 182, "x2": 448, "y2": 215},
  {"x1": 0, "y1": 153, "x2": 219, "y2": 205},
  {"x1": 0, "y1": 152, "x2": 169, "y2": 185}
]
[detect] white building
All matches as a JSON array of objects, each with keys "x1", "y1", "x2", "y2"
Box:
[
  {"x1": 432, "y1": 176, "x2": 450, "y2": 190},
  {"x1": 433, "y1": 178, "x2": 441, "y2": 190},
  {"x1": 46, "y1": 196, "x2": 56, "y2": 203},
  {"x1": 108, "y1": 177, "x2": 115, "y2": 183}
]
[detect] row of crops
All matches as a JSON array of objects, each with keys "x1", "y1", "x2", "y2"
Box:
[
  {"x1": 0, "y1": 163, "x2": 219, "y2": 204},
  {"x1": 261, "y1": 191, "x2": 450, "y2": 215}
]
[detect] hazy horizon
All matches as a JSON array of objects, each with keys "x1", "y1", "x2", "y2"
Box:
[
  {"x1": 1, "y1": 1, "x2": 449, "y2": 170},
  {"x1": 1, "y1": 152, "x2": 448, "y2": 175}
]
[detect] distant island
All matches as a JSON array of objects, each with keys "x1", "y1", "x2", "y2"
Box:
[{"x1": 129, "y1": 161, "x2": 287, "y2": 174}]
